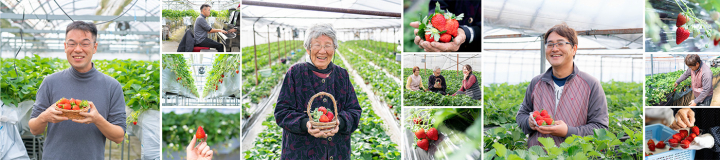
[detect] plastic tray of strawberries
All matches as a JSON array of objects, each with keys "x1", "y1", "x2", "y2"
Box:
[{"x1": 528, "y1": 113, "x2": 557, "y2": 127}]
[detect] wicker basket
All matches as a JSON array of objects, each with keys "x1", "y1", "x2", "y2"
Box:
[
  {"x1": 306, "y1": 92, "x2": 338, "y2": 131},
  {"x1": 55, "y1": 102, "x2": 91, "y2": 120}
]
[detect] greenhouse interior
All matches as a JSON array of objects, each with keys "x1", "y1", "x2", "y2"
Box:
[
  {"x1": 161, "y1": 54, "x2": 241, "y2": 106},
  {"x1": 482, "y1": 0, "x2": 644, "y2": 159},
  {"x1": 1, "y1": 0, "x2": 161, "y2": 159},
  {"x1": 161, "y1": 0, "x2": 241, "y2": 52},
  {"x1": 645, "y1": 54, "x2": 720, "y2": 106},
  {"x1": 402, "y1": 54, "x2": 483, "y2": 106},
  {"x1": 238, "y1": 0, "x2": 411, "y2": 159}
]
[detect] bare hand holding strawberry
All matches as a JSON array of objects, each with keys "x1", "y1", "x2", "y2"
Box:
[
  {"x1": 187, "y1": 134, "x2": 214, "y2": 160},
  {"x1": 536, "y1": 120, "x2": 569, "y2": 137}
]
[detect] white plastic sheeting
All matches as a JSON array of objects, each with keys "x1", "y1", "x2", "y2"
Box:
[
  {"x1": 161, "y1": 68, "x2": 198, "y2": 99},
  {"x1": 0, "y1": 102, "x2": 30, "y2": 159}
]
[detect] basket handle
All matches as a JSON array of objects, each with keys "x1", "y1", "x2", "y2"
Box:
[{"x1": 306, "y1": 92, "x2": 339, "y2": 122}]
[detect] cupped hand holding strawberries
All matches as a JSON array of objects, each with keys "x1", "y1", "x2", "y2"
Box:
[
  {"x1": 72, "y1": 101, "x2": 105, "y2": 124},
  {"x1": 410, "y1": 2, "x2": 467, "y2": 52},
  {"x1": 529, "y1": 109, "x2": 569, "y2": 137},
  {"x1": 39, "y1": 104, "x2": 69, "y2": 123}
]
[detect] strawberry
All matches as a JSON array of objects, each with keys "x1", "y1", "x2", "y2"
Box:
[
  {"x1": 714, "y1": 39, "x2": 719, "y2": 46},
  {"x1": 439, "y1": 33, "x2": 452, "y2": 42},
  {"x1": 72, "y1": 105, "x2": 79, "y2": 110},
  {"x1": 58, "y1": 98, "x2": 69, "y2": 104},
  {"x1": 415, "y1": 128, "x2": 427, "y2": 139},
  {"x1": 537, "y1": 119, "x2": 546, "y2": 126},
  {"x1": 669, "y1": 138, "x2": 679, "y2": 147},
  {"x1": 690, "y1": 133, "x2": 698, "y2": 139},
  {"x1": 676, "y1": 27, "x2": 690, "y2": 45},
  {"x1": 681, "y1": 139, "x2": 690, "y2": 149},
  {"x1": 319, "y1": 114, "x2": 330, "y2": 122},
  {"x1": 648, "y1": 140, "x2": 656, "y2": 151},
  {"x1": 673, "y1": 133, "x2": 682, "y2": 140},
  {"x1": 680, "y1": 130, "x2": 689, "y2": 138},
  {"x1": 133, "y1": 121, "x2": 137, "y2": 125},
  {"x1": 221, "y1": 74, "x2": 224, "y2": 78},
  {"x1": 196, "y1": 126, "x2": 206, "y2": 139},
  {"x1": 427, "y1": 128, "x2": 439, "y2": 141},
  {"x1": 425, "y1": 34, "x2": 435, "y2": 42},
  {"x1": 326, "y1": 111, "x2": 334, "y2": 120},
  {"x1": 236, "y1": 70, "x2": 239, "y2": 74},
  {"x1": 417, "y1": 139, "x2": 429, "y2": 151},
  {"x1": 540, "y1": 109, "x2": 549, "y2": 118},
  {"x1": 177, "y1": 77, "x2": 181, "y2": 81},
  {"x1": 445, "y1": 19, "x2": 459, "y2": 37},
  {"x1": 219, "y1": 79, "x2": 223, "y2": 84},
  {"x1": 533, "y1": 111, "x2": 540, "y2": 116},
  {"x1": 677, "y1": 13, "x2": 688, "y2": 27},
  {"x1": 544, "y1": 117, "x2": 554, "y2": 125},
  {"x1": 692, "y1": 126, "x2": 700, "y2": 135},
  {"x1": 431, "y1": 14, "x2": 446, "y2": 31},
  {"x1": 57, "y1": 104, "x2": 64, "y2": 109},
  {"x1": 656, "y1": 141, "x2": 666, "y2": 149},
  {"x1": 319, "y1": 107, "x2": 327, "y2": 115},
  {"x1": 63, "y1": 104, "x2": 72, "y2": 110}
]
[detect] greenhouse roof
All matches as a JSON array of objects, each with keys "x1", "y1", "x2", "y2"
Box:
[{"x1": 240, "y1": 0, "x2": 401, "y2": 29}]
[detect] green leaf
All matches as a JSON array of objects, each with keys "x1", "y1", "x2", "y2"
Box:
[{"x1": 493, "y1": 143, "x2": 508, "y2": 158}]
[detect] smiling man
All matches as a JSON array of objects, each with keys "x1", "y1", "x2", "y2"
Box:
[
  {"x1": 515, "y1": 23, "x2": 609, "y2": 147},
  {"x1": 28, "y1": 21, "x2": 126, "y2": 159}
]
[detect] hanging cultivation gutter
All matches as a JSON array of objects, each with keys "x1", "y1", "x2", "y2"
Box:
[{"x1": 241, "y1": 0, "x2": 401, "y2": 17}]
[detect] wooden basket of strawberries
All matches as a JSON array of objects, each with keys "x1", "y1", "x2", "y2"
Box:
[
  {"x1": 54, "y1": 98, "x2": 91, "y2": 120},
  {"x1": 306, "y1": 92, "x2": 338, "y2": 131}
]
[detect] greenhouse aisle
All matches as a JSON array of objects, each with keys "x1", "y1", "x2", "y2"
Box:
[
  {"x1": 348, "y1": 47, "x2": 401, "y2": 83},
  {"x1": 336, "y1": 50, "x2": 403, "y2": 147}
]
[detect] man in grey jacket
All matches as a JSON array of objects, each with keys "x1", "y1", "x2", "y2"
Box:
[
  {"x1": 28, "y1": 21, "x2": 126, "y2": 160},
  {"x1": 675, "y1": 54, "x2": 714, "y2": 106},
  {"x1": 194, "y1": 4, "x2": 234, "y2": 52},
  {"x1": 515, "y1": 23, "x2": 609, "y2": 147}
]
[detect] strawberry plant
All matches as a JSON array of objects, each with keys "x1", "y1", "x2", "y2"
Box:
[
  {"x1": 201, "y1": 54, "x2": 240, "y2": 98},
  {"x1": 241, "y1": 40, "x2": 305, "y2": 104},
  {"x1": 402, "y1": 68, "x2": 482, "y2": 106},
  {"x1": 162, "y1": 54, "x2": 199, "y2": 97},
  {"x1": 405, "y1": 108, "x2": 481, "y2": 158},
  {"x1": 402, "y1": 68, "x2": 481, "y2": 96}
]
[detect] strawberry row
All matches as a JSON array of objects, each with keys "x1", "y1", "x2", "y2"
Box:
[
  {"x1": 338, "y1": 44, "x2": 401, "y2": 119},
  {"x1": 343, "y1": 41, "x2": 401, "y2": 77}
]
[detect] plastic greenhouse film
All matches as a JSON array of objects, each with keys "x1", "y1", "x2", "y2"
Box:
[
  {"x1": 139, "y1": 110, "x2": 161, "y2": 160},
  {"x1": 16, "y1": 101, "x2": 34, "y2": 135},
  {"x1": 0, "y1": 121, "x2": 30, "y2": 159}
]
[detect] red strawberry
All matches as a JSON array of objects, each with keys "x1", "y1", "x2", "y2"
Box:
[
  {"x1": 686, "y1": 136, "x2": 694, "y2": 142},
  {"x1": 714, "y1": 39, "x2": 719, "y2": 46},
  {"x1": 219, "y1": 79, "x2": 223, "y2": 84},
  {"x1": 540, "y1": 109, "x2": 549, "y2": 118},
  {"x1": 319, "y1": 107, "x2": 327, "y2": 115},
  {"x1": 681, "y1": 139, "x2": 690, "y2": 149},
  {"x1": 59, "y1": 98, "x2": 69, "y2": 104},
  {"x1": 544, "y1": 117, "x2": 554, "y2": 125},
  {"x1": 692, "y1": 126, "x2": 700, "y2": 135},
  {"x1": 326, "y1": 111, "x2": 334, "y2": 121},
  {"x1": 680, "y1": 130, "x2": 689, "y2": 138},
  {"x1": 439, "y1": 33, "x2": 452, "y2": 42},
  {"x1": 431, "y1": 14, "x2": 446, "y2": 31},
  {"x1": 677, "y1": 13, "x2": 688, "y2": 27},
  {"x1": 425, "y1": 34, "x2": 435, "y2": 42},
  {"x1": 57, "y1": 104, "x2": 64, "y2": 109},
  {"x1": 537, "y1": 119, "x2": 546, "y2": 126},
  {"x1": 673, "y1": 133, "x2": 683, "y2": 140},
  {"x1": 656, "y1": 141, "x2": 666, "y2": 149},
  {"x1": 221, "y1": 74, "x2": 224, "y2": 78},
  {"x1": 236, "y1": 70, "x2": 239, "y2": 74},
  {"x1": 648, "y1": 140, "x2": 656, "y2": 151},
  {"x1": 427, "y1": 128, "x2": 439, "y2": 141},
  {"x1": 133, "y1": 121, "x2": 137, "y2": 125},
  {"x1": 415, "y1": 128, "x2": 427, "y2": 139},
  {"x1": 676, "y1": 27, "x2": 690, "y2": 45},
  {"x1": 74, "y1": 99, "x2": 81, "y2": 105},
  {"x1": 533, "y1": 111, "x2": 540, "y2": 115},
  {"x1": 669, "y1": 138, "x2": 679, "y2": 147},
  {"x1": 690, "y1": 133, "x2": 698, "y2": 139},
  {"x1": 445, "y1": 19, "x2": 459, "y2": 37},
  {"x1": 417, "y1": 139, "x2": 429, "y2": 151},
  {"x1": 72, "y1": 105, "x2": 79, "y2": 110},
  {"x1": 319, "y1": 114, "x2": 330, "y2": 122},
  {"x1": 63, "y1": 104, "x2": 72, "y2": 110},
  {"x1": 196, "y1": 126, "x2": 206, "y2": 139},
  {"x1": 177, "y1": 77, "x2": 181, "y2": 81}
]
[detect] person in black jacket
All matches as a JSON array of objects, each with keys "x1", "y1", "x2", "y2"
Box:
[
  {"x1": 409, "y1": 0, "x2": 481, "y2": 52},
  {"x1": 428, "y1": 67, "x2": 447, "y2": 95}
]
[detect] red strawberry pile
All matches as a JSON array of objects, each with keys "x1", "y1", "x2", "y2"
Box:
[
  {"x1": 532, "y1": 109, "x2": 555, "y2": 126},
  {"x1": 418, "y1": 2, "x2": 464, "y2": 43},
  {"x1": 55, "y1": 98, "x2": 90, "y2": 110},
  {"x1": 312, "y1": 106, "x2": 335, "y2": 123},
  {"x1": 414, "y1": 127, "x2": 439, "y2": 151},
  {"x1": 666, "y1": 126, "x2": 700, "y2": 149}
]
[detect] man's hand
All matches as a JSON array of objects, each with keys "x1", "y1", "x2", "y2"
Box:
[
  {"x1": 536, "y1": 120, "x2": 569, "y2": 137},
  {"x1": 187, "y1": 135, "x2": 213, "y2": 160},
  {"x1": 671, "y1": 108, "x2": 695, "y2": 130},
  {"x1": 38, "y1": 103, "x2": 68, "y2": 123},
  {"x1": 220, "y1": 30, "x2": 228, "y2": 34},
  {"x1": 410, "y1": 22, "x2": 466, "y2": 52},
  {"x1": 73, "y1": 102, "x2": 103, "y2": 124}
]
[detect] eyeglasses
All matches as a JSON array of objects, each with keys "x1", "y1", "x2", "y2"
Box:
[
  {"x1": 545, "y1": 42, "x2": 572, "y2": 49},
  {"x1": 311, "y1": 44, "x2": 335, "y2": 52},
  {"x1": 66, "y1": 40, "x2": 95, "y2": 49}
]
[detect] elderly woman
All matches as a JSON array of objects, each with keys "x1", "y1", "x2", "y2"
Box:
[
  {"x1": 452, "y1": 65, "x2": 481, "y2": 100},
  {"x1": 428, "y1": 67, "x2": 447, "y2": 95},
  {"x1": 274, "y1": 23, "x2": 362, "y2": 159},
  {"x1": 406, "y1": 66, "x2": 427, "y2": 91}
]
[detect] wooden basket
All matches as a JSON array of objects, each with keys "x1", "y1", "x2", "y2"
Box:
[
  {"x1": 55, "y1": 102, "x2": 91, "y2": 120},
  {"x1": 306, "y1": 92, "x2": 338, "y2": 131}
]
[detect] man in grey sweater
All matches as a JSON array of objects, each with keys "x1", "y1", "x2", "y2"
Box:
[
  {"x1": 28, "y1": 21, "x2": 126, "y2": 160},
  {"x1": 515, "y1": 23, "x2": 609, "y2": 147},
  {"x1": 194, "y1": 4, "x2": 233, "y2": 52},
  {"x1": 675, "y1": 54, "x2": 714, "y2": 106}
]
